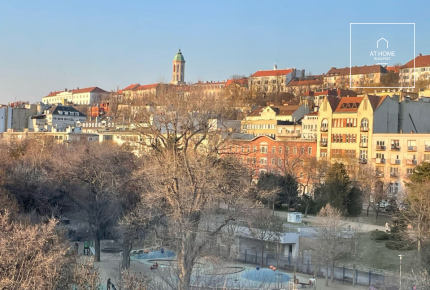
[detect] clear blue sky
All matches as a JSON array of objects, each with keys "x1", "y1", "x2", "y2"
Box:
[{"x1": 0, "y1": 0, "x2": 428, "y2": 103}]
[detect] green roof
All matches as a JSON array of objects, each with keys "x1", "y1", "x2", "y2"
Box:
[{"x1": 173, "y1": 49, "x2": 185, "y2": 62}]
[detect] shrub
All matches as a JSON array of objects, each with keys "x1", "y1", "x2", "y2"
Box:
[
  {"x1": 385, "y1": 240, "x2": 416, "y2": 251},
  {"x1": 370, "y1": 230, "x2": 390, "y2": 241}
]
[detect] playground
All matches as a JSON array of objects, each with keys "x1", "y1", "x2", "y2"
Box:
[{"x1": 75, "y1": 240, "x2": 372, "y2": 289}]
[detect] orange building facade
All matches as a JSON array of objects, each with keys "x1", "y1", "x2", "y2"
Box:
[{"x1": 222, "y1": 136, "x2": 318, "y2": 195}]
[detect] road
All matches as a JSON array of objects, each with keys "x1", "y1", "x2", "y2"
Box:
[{"x1": 275, "y1": 210, "x2": 386, "y2": 232}]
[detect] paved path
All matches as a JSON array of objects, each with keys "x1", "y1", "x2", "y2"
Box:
[{"x1": 275, "y1": 211, "x2": 386, "y2": 232}]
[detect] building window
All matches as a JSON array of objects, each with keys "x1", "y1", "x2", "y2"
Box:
[
  {"x1": 361, "y1": 118, "x2": 369, "y2": 129},
  {"x1": 272, "y1": 146, "x2": 276, "y2": 154},
  {"x1": 260, "y1": 158, "x2": 267, "y2": 165},
  {"x1": 279, "y1": 146, "x2": 283, "y2": 154},
  {"x1": 300, "y1": 147, "x2": 305, "y2": 155},
  {"x1": 260, "y1": 146, "x2": 268, "y2": 153},
  {"x1": 253, "y1": 146, "x2": 257, "y2": 153},
  {"x1": 271, "y1": 158, "x2": 276, "y2": 165},
  {"x1": 293, "y1": 147, "x2": 297, "y2": 154},
  {"x1": 278, "y1": 158, "x2": 282, "y2": 166},
  {"x1": 308, "y1": 147, "x2": 312, "y2": 155}
]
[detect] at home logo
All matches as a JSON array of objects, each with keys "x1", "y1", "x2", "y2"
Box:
[{"x1": 370, "y1": 38, "x2": 395, "y2": 61}]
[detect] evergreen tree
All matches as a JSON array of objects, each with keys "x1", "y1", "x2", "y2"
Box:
[
  {"x1": 325, "y1": 162, "x2": 351, "y2": 211},
  {"x1": 347, "y1": 186, "x2": 362, "y2": 216},
  {"x1": 257, "y1": 172, "x2": 298, "y2": 209},
  {"x1": 408, "y1": 162, "x2": 430, "y2": 184}
]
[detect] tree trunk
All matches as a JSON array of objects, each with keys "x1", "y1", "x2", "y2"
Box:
[
  {"x1": 325, "y1": 265, "x2": 329, "y2": 286},
  {"x1": 304, "y1": 202, "x2": 309, "y2": 218},
  {"x1": 261, "y1": 244, "x2": 265, "y2": 267},
  {"x1": 95, "y1": 236, "x2": 101, "y2": 262},
  {"x1": 366, "y1": 203, "x2": 370, "y2": 216},
  {"x1": 330, "y1": 262, "x2": 334, "y2": 283},
  {"x1": 122, "y1": 240, "x2": 132, "y2": 269},
  {"x1": 177, "y1": 227, "x2": 198, "y2": 290},
  {"x1": 375, "y1": 209, "x2": 379, "y2": 220}
]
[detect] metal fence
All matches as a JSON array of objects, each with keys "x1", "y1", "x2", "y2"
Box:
[{"x1": 236, "y1": 249, "x2": 411, "y2": 289}]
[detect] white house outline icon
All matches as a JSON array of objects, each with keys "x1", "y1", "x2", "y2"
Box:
[{"x1": 377, "y1": 38, "x2": 388, "y2": 48}]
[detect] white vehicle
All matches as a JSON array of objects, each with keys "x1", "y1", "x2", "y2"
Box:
[{"x1": 378, "y1": 200, "x2": 389, "y2": 208}]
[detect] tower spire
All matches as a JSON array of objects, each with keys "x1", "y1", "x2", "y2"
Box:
[{"x1": 274, "y1": 61, "x2": 277, "y2": 70}]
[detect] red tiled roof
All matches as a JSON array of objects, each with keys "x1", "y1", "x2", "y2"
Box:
[
  {"x1": 136, "y1": 83, "x2": 159, "y2": 90},
  {"x1": 44, "y1": 91, "x2": 63, "y2": 97},
  {"x1": 251, "y1": 69, "x2": 293, "y2": 77},
  {"x1": 334, "y1": 97, "x2": 364, "y2": 112},
  {"x1": 401, "y1": 54, "x2": 430, "y2": 69},
  {"x1": 326, "y1": 65, "x2": 387, "y2": 76},
  {"x1": 225, "y1": 78, "x2": 248, "y2": 86},
  {"x1": 386, "y1": 66, "x2": 400, "y2": 73},
  {"x1": 288, "y1": 79, "x2": 323, "y2": 86},
  {"x1": 71, "y1": 87, "x2": 108, "y2": 94},
  {"x1": 123, "y1": 83, "x2": 140, "y2": 91},
  {"x1": 193, "y1": 81, "x2": 226, "y2": 86}
]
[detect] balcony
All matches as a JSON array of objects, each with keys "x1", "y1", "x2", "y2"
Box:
[
  {"x1": 360, "y1": 142, "x2": 368, "y2": 148},
  {"x1": 425, "y1": 146, "x2": 430, "y2": 152},
  {"x1": 390, "y1": 172, "x2": 398, "y2": 178},
  {"x1": 360, "y1": 126, "x2": 369, "y2": 132},
  {"x1": 391, "y1": 145, "x2": 400, "y2": 151},
  {"x1": 408, "y1": 146, "x2": 417, "y2": 152},
  {"x1": 358, "y1": 158, "x2": 367, "y2": 164},
  {"x1": 376, "y1": 172, "x2": 384, "y2": 178},
  {"x1": 321, "y1": 127, "x2": 328, "y2": 132},
  {"x1": 320, "y1": 142, "x2": 327, "y2": 147},
  {"x1": 390, "y1": 159, "x2": 401, "y2": 165},
  {"x1": 375, "y1": 158, "x2": 386, "y2": 164},
  {"x1": 406, "y1": 159, "x2": 418, "y2": 165},
  {"x1": 376, "y1": 145, "x2": 386, "y2": 151}
]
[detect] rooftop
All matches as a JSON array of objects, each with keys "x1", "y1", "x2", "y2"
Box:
[
  {"x1": 251, "y1": 69, "x2": 293, "y2": 78},
  {"x1": 401, "y1": 54, "x2": 430, "y2": 69}
]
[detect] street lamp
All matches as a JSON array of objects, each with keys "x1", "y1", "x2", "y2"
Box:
[{"x1": 398, "y1": 254, "x2": 403, "y2": 290}]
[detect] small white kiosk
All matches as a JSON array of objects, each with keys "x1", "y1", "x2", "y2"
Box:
[{"x1": 287, "y1": 212, "x2": 302, "y2": 223}]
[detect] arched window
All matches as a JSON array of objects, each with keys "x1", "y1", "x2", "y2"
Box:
[
  {"x1": 177, "y1": 65, "x2": 179, "y2": 72},
  {"x1": 173, "y1": 64, "x2": 175, "y2": 72},
  {"x1": 361, "y1": 118, "x2": 369, "y2": 129},
  {"x1": 321, "y1": 119, "x2": 328, "y2": 131}
]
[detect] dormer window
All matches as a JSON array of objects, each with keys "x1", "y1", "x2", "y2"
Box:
[{"x1": 58, "y1": 111, "x2": 63, "y2": 114}]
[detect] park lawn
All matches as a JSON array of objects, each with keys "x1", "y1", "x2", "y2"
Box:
[{"x1": 341, "y1": 232, "x2": 417, "y2": 272}]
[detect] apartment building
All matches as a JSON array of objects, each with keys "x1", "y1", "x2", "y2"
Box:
[
  {"x1": 301, "y1": 112, "x2": 318, "y2": 141},
  {"x1": 241, "y1": 104, "x2": 309, "y2": 138},
  {"x1": 224, "y1": 135, "x2": 317, "y2": 194},
  {"x1": 286, "y1": 78, "x2": 324, "y2": 96},
  {"x1": 249, "y1": 65, "x2": 305, "y2": 96},
  {"x1": 324, "y1": 65, "x2": 388, "y2": 89},
  {"x1": 371, "y1": 133, "x2": 430, "y2": 197},
  {"x1": 317, "y1": 94, "x2": 395, "y2": 164},
  {"x1": 399, "y1": 53, "x2": 430, "y2": 87},
  {"x1": 42, "y1": 87, "x2": 109, "y2": 105}
]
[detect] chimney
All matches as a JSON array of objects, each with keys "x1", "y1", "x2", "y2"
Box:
[
  {"x1": 419, "y1": 53, "x2": 422, "y2": 56},
  {"x1": 65, "y1": 88, "x2": 67, "y2": 92}
]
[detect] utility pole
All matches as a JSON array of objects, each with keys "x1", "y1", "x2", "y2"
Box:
[{"x1": 398, "y1": 254, "x2": 403, "y2": 290}]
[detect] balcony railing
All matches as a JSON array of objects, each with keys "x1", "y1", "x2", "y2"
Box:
[
  {"x1": 425, "y1": 146, "x2": 430, "y2": 152},
  {"x1": 321, "y1": 127, "x2": 328, "y2": 132},
  {"x1": 390, "y1": 172, "x2": 398, "y2": 177},
  {"x1": 375, "y1": 158, "x2": 386, "y2": 164},
  {"x1": 359, "y1": 158, "x2": 367, "y2": 164},
  {"x1": 390, "y1": 159, "x2": 401, "y2": 165},
  {"x1": 406, "y1": 159, "x2": 418, "y2": 165},
  {"x1": 320, "y1": 142, "x2": 327, "y2": 147},
  {"x1": 391, "y1": 145, "x2": 400, "y2": 151},
  {"x1": 408, "y1": 146, "x2": 417, "y2": 152},
  {"x1": 360, "y1": 142, "x2": 368, "y2": 148},
  {"x1": 376, "y1": 145, "x2": 386, "y2": 151},
  {"x1": 360, "y1": 126, "x2": 369, "y2": 132}
]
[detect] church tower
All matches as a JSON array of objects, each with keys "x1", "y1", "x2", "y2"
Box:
[{"x1": 171, "y1": 49, "x2": 185, "y2": 85}]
